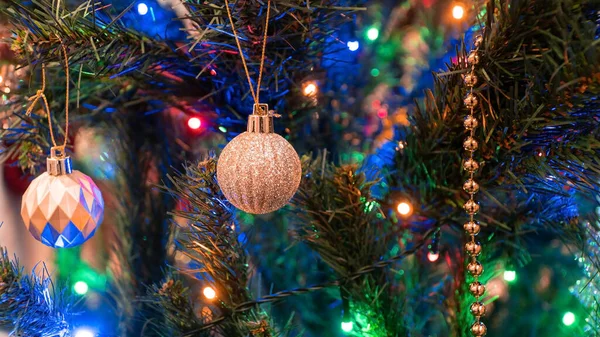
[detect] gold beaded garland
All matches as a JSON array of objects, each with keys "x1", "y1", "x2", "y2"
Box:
[
  {"x1": 467, "y1": 261, "x2": 484, "y2": 276},
  {"x1": 463, "y1": 137, "x2": 479, "y2": 151},
  {"x1": 465, "y1": 241, "x2": 482, "y2": 256},
  {"x1": 461, "y1": 34, "x2": 487, "y2": 336},
  {"x1": 469, "y1": 281, "x2": 486, "y2": 297},
  {"x1": 464, "y1": 221, "x2": 481, "y2": 235},
  {"x1": 464, "y1": 116, "x2": 479, "y2": 130},
  {"x1": 471, "y1": 322, "x2": 487, "y2": 336},
  {"x1": 463, "y1": 200, "x2": 480, "y2": 214},
  {"x1": 463, "y1": 179, "x2": 480, "y2": 194},
  {"x1": 463, "y1": 158, "x2": 479, "y2": 172},
  {"x1": 470, "y1": 302, "x2": 486, "y2": 316}
]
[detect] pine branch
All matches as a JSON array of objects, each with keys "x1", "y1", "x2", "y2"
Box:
[
  {"x1": 152, "y1": 158, "x2": 276, "y2": 337},
  {"x1": 292, "y1": 153, "x2": 426, "y2": 336}
]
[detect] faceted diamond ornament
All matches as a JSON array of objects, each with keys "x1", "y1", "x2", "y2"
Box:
[{"x1": 21, "y1": 154, "x2": 104, "y2": 248}]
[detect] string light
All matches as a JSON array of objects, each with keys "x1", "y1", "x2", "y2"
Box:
[
  {"x1": 452, "y1": 3, "x2": 465, "y2": 19},
  {"x1": 347, "y1": 40, "x2": 360, "y2": 51},
  {"x1": 302, "y1": 81, "x2": 318, "y2": 96},
  {"x1": 396, "y1": 201, "x2": 412, "y2": 216},
  {"x1": 74, "y1": 328, "x2": 95, "y2": 337},
  {"x1": 427, "y1": 251, "x2": 440, "y2": 262},
  {"x1": 366, "y1": 27, "x2": 379, "y2": 41},
  {"x1": 137, "y1": 3, "x2": 149, "y2": 15},
  {"x1": 203, "y1": 286, "x2": 216, "y2": 300},
  {"x1": 187, "y1": 117, "x2": 202, "y2": 130},
  {"x1": 562, "y1": 312, "x2": 576, "y2": 326},
  {"x1": 503, "y1": 270, "x2": 517, "y2": 282},
  {"x1": 341, "y1": 321, "x2": 353, "y2": 332},
  {"x1": 73, "y1": 281, "x2": 89, "y2": 295}
]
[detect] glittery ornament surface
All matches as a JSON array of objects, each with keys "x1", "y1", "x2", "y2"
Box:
[
  {"x1": 21, "y1": 170, "x2": 104, "y2": 248},
  {"x1": 217, "y1": 132, "x2": 302, "y2": 214}
]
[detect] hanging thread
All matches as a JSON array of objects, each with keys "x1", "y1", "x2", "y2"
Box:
[
  {"x1": 224, "y1": 0, "x2": 271, "y2": 110},
  {"x1": 26, "y1": 35, "x2": 70, "y2": 151}
]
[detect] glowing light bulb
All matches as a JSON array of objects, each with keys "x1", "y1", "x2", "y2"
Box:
[
  {"x1": 203, "y1": 286, "x2": 216, "y2": 300},
  {"x1": 74, "y1": 328, "x2": 95, "y2": 337},
  {"x1": 366, "y1": 27, "x2": 379, "y2": 41},
  {"x1": 347, "y1": 40, "x2": 359, "y2": 51},
  {"x1": 341, "y1": 321, "x2": 353, "y2": 332},
  {"x1": 137, "y1": 3, "x2": 149, "y2": 15},
  {"x1": 503, "y1": 270, "x2": 517, "y2": 282},
  {"x1": 427, "y1": 251, "x2": 440, "y2": 262},
  {"x1": 303, "y1": 82, "x2": 318, "y2": 96},
  {"x1": 452, "y1": 4, "x2": 465, "y2": 19},
  {"x1": 397, "y1": 201, "x2": 412, "y2": 216},
  {"x1": 73, "y1": 281, "x2": 89, "y2": 295},
  {"x1": 188, "y1": 117, "x2": 202, "y2": 130},
  {"x1": 562, "y1": 312, "x2": 576, "y2": 326}
]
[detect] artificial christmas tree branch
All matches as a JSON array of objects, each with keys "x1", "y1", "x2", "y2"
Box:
[
  {"x1": 292, "y1": 153, "x2": 424, "y2": 336},
  {"x1": 0, "y1": 248, "x2": 74, "y2": 335}
]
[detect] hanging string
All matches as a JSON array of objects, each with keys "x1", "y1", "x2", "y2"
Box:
[
  {"x1": 224, "y1": 0, "x2": 271, "y2": 106},
  {"x1": 26, "y1": 35, "x2": 70, "y2": 149}
]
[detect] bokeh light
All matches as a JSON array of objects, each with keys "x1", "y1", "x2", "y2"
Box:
[
  {"x1": 366, "y1": 27, "x2": 379, "y2": 41},
  {"x1": 74, "y1": 328, "x2": 95, "y2": 337},
  {"x1": 347, "y1": 40, "x2": 360, "y2": 51},
  {"x1": 427, "y1": 251, "x2": 440, "y2": 262},
  {"x1": 397, "y1": 201, "x2": 412, "y2": 216},
  {"x1": 73, "y1": 281, "x2": 89, "y2": 295},
  {"x1": 341, "y1": 321, "x2": 353, "y2": 332},
  {"x1": 452, "y1": 4, "x2": 465, "y2": 19},
  {"x1": 562, "y1": 312, "x2": 576, "y2": 326},
  {"x1": 137, "y1": 3, "x2": 149, "y2": 16},
  {"x1": 188, "y1": 117, "x2": 202, "y2": 130},
  {"x1": 203, "y1": 286, "x2": 216, "y2": 300},
  {"x1": 503, "y1": 270, "x2": 517, "y2": 283},
  {"x1": 303, "y1": 82, "x2": 318, "y2": 96}
]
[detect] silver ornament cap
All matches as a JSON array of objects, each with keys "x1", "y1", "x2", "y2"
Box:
[{"x1": 47, "y1": 146, "x2": 72, "y2": 176}]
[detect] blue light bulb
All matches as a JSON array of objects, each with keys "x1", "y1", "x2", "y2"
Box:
[
  {"x1": 137, "y1": 3, "x2": 149, "y2": 15},
  {"x1": 347, "y1": 40, "x2": 359, "y2": 51}
]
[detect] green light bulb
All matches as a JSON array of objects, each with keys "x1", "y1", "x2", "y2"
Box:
[
  {"x1": 563, "y1": 312, "x2": 576, "y2": 326},
  {"x1": 341, "y1": 321, "x2": 353, "y2": 332},
  {"x1": 366, "y1": 27, "x2": 379, "y2": 41},
  {"x1": 503, "y1": 270, "x2": 516, "y2": 282},
  {"x1": 73, "y1": 281, "x2": 89, "y2": 295}
]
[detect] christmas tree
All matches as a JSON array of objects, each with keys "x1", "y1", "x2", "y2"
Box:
[{"x1": 0, "y1": 0, "x2": 599, "y2": 336}]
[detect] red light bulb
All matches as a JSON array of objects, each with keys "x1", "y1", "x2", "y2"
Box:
[{"x1": 188, "y1": 117, "x2": 202, "y2": 130}]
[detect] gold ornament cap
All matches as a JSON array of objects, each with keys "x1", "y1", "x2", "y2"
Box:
[
  {"x1": 46, "y1": 146, "x2": 72, "y2": 176},
  {"x1": 247, "y1": 103, "x2": 278, "y2": 134}
]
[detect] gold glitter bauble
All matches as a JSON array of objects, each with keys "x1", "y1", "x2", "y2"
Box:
[
  {"x1": 217, "y1": 132, "x2": 302, "y2": 214},
  {"x1": 21, "y1": 164, "x2": 104, "y2": 248}
]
